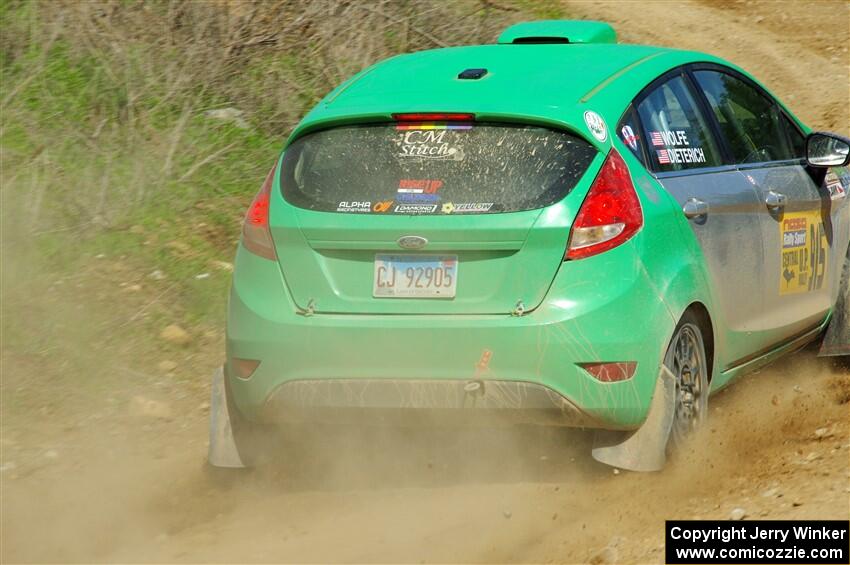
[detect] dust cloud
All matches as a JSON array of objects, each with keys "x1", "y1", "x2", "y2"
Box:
[
  {"x1": 2, "y1": 259, "x2": 848, "y2": 563},
  {"x1": 3, "y1": 0, "x2": 849, "y2": 562}
]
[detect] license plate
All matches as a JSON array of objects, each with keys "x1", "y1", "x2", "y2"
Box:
[{"x1": 373, "y1": 254, "x2": 458, "y2": 298}]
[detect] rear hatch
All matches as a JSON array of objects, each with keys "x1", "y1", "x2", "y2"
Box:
[{"x1": 272, "y1": 120, "x2": 597, "y2": 314}]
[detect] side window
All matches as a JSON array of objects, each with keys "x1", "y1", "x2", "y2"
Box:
[
  {"x1": 692, "y1": 70, "x2": 795, "y2": 164},
  {"x1": 617, "y1": 107, "x2": 645, "y2": 164},
  {"x1": 780, "y1": 113, "x2": 806, "y2": 158},
  {"x1": 636, "y1": 74, "x2": 722, "y2": 172}
]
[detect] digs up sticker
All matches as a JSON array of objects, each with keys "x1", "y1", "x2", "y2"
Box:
[
  {"x1": 780, "y1": 211, "x2": 827, "y2": 295},
  {"x1": 583, "y1": 111, "x2": 608, "y2": 143}
]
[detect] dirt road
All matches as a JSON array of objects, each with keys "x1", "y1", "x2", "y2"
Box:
[
  {"x1": 3, "y1": 317, "x2": 848, "y2": 563},
  {"x1": 2, "y1": 1, "x2": 849, "y2": 563},
  {"x1": 577, "y1": 0, "x2": 849, "y2": 135}
]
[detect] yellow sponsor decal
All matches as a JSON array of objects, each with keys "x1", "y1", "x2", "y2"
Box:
[{"x1": 779, "y1": 211, "x2": 828, "y2": 295}]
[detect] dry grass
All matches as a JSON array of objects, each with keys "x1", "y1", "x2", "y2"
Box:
[
  {"x1": 0, "y1": 0, "x2": 554, "y2": 326},
  {"x1": 0, "y1": 0, "x2": 544, "y2": 234}
]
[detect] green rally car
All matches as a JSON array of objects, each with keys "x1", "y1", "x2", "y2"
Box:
[{"x1": 209, "y1": 20, "x2": 850, "y2": 472}]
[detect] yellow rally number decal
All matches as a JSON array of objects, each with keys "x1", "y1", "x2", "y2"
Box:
[{"x1": 780, "y1": 211, "x2": 828, "y2": 295}]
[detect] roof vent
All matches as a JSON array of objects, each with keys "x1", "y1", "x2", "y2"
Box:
[
  {"x1": 458, "y1": 68, "x2": 488, "y2": 80},
  {"x1": 497, "y1": 20, "x2": 616, "y2": 45}
]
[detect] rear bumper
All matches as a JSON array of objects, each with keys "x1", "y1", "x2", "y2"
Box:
[
  {"x1": 260, "y1": 377, "x2": 598, "y2": 427},
  {"x1": 226, "y1": 241, "x2": 677, "y2": 430}
]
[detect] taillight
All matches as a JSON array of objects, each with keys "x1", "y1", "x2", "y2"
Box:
[
  {"x1": 566, "y1": 149, "x2": 642, "y2": 260},
  {"x1": 242, "y1": 164, "x2": 277, "y2": 260}
]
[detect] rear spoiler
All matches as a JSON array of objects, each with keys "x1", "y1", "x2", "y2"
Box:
[{"x1": 497, "y1": 20, "x2": 616, "y2": 45}]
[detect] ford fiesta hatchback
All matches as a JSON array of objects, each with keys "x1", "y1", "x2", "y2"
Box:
[{"x1": 209, "y1": 20, "x2": 850, "y2": 472}]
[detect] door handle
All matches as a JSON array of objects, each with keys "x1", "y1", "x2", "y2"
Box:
[
  {"x1": 683, "y1": 198, "x2": 709, "y2": 219},
  {"x1": 765, "y1": 190, "x2": 787, "y2": 209}
]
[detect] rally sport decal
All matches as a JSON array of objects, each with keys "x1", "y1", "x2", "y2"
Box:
[{"x1": 780, "y1": 211, "x2": 827, "y2": 295}]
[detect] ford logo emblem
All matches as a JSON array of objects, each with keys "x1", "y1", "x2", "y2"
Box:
[{"x1": 397, "y1": 235, "x2": 428, "y2": 250}]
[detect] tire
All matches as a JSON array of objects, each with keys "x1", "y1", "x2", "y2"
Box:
[
  {"x1": 664, "y1": 312, "x2": 710, "y2": 449},
  {"x1": 823, "y1": 249, "x2": 850, "y2": 369}
]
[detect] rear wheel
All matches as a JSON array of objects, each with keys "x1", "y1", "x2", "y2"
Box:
[
  {"x1": 820, "y1": 246, "x2": 850, "y2": 367},
  {"x1": 664, "y1": 314, "x2": 709, "y2": 449}
]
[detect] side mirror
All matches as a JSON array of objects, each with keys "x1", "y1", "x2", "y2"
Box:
[{"x1": 806, "y1": 132, "x2": 850, "y2": 168}]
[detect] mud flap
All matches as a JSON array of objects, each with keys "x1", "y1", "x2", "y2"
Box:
[
  {"x1": 819, "y1": 254, "x2": 850, "y2": 357},
  {"x1": 207, "y1": 366, "x2": 245, "y2": 468},
  {"x1": 591, "y1": 365, "x2": 676, "y2": 472}
]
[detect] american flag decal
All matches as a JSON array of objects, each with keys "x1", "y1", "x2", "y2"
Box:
[
  {"x1": 650, "y1": 131, "x2": 664, "y2": 146},
  {"x1": 657, "y1": 149, "x2": 671, "y2": 164}
]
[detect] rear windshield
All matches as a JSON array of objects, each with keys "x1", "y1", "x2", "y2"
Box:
[{"x1": 280, "y1": 122, "x2": 596, "y2": 215}]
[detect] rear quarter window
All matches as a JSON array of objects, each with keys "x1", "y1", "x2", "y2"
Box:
[
  {"x1": 636, "y1": 75, "x2": 723, "y2": 172},
  {"x1": 280, "y1": 122, "x2": 596, "y2": 215},
  {"x1": 618, "y1": 107, "x2": 646, "y2": 165}
]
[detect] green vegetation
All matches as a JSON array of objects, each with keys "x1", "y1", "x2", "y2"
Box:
[{"x1": 0, "y1": 0, "x2": 556, "y2": 334}]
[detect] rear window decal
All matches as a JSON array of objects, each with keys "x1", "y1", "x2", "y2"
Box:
[
  {"x1": 396, "y1": 192, "x2": 440, "y2": 204},
  {"x1": 281, "y1": 122, "x2": 596, "y2": 215},
  {"x1": 337, "y1": 201, "x2": 371, "y2": 213},
  {"x1": 651, "y1": 129, "x2": 705, "y2": 164},
  {"x1": 397, "y1": 179, "x2": 443, "y2": 194},
  {"x1": 583, "y1": 111, "x2": 608, "y2": 142},
  {"x1": 396, "y1": 179, "x2": 443, "y2": 204},
  {"x1": 397, "y1": 124, "x2": 468, "y2": 161},
  {"x1": 393, "y1": 203, "x2": 437, "y2": 214},
  {"x1": 620, "y1": 125, "x2": 638, "y2": 151},
  {"x1": 656, "y1": 147, "x2": 706, "y2": 165},
  {"x1": 780, "y1": 211, "x2": 828, "y2": 295},
  {"x1": 650, "y1": 130, "x2": 690, "y2": 147},
  {"x1": 442, "y1": 202, "x2": 494, "y2": 214}
]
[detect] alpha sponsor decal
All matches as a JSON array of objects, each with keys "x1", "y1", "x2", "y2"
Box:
[
  {"x1": 337, "y1": 201, "x2": 371, "y2": 213},
  {"x1": 393, "y1": 203, "x2": 438, "y2": 214},
  {"x1": 780, "y1": 211, "x2": 828, "y2": 295},
  {"x1": 584, "y1": 111, "x2": 608, "y2": 142},
  {"x1": 441, "y1": 202, "x2": 493, "y2": 214},
  {"x1": 620, "y1": 125, "x2": 638, "y2": 151},
  {"x1": 372, "y1": 200, "x2": 393, "y2": 213},
  {"x1": 825, "y1": 170, "x2": 846, "y2": 201},
  {"x1": 396, "y1": 127, "x2": 466, "y2": 161}
]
